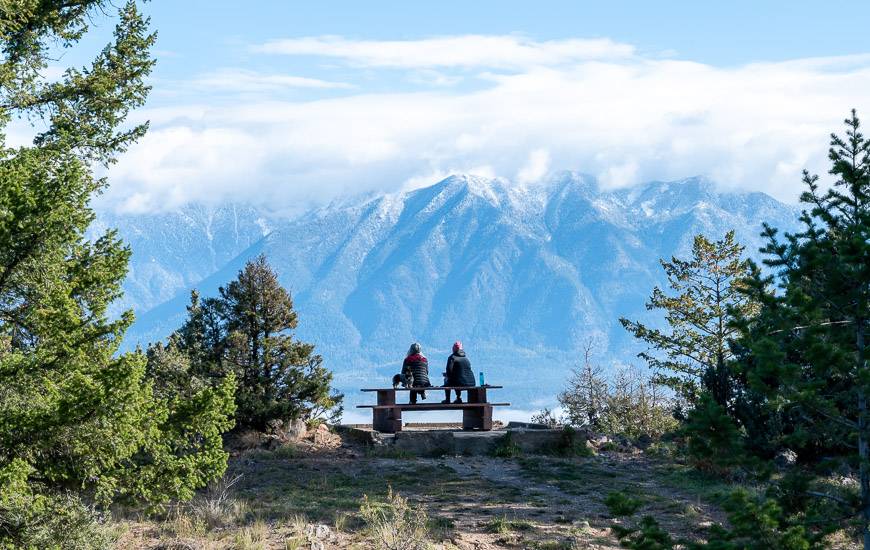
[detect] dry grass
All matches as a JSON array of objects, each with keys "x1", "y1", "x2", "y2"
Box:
[
  {"x1": 232, "y1": 519, "x2": 270, "y2": 550},
  {"x1": 187, "y1": 474, "x2": 248, "y2": 529},
  {"x1": 359, "y1": 486, "x2": 430, "y2": 550}
]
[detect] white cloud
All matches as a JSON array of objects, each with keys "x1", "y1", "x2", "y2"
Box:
[
  {"x1": 253, "y1": 35, "x2": 636, "y2": 69},
  {"x1": 190, "y1": 68, "x2": 353, "y2": 92},
  {"x1": 517, "y1": 149, "x2": 551, "y2": 184},
  {"x1": 98, "y1": 37, "x2": 870, "y2": 212}
]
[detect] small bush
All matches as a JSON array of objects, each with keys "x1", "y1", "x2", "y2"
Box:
[
  {"x1": 531, "y1": 408, "x2": 561, "y2": 427},
  {"x1": 272, "y1": 443, "x2": 299, "y2": 459},
  {"x1": 0, "y1": 470, "x2": 115, "y2": 550},
  {"x1": 558, "y1": 344, "x2": 677, "y2": 439},
  {"x1": 427, "y1": 516, "x2": 455, "y2": 540},
  {"x1": 604, "y1": 491, "x2": 643, "y2": 516},
  {"x1": 548, "y1": 426, "x2": 594, "y2": 457},
  {"x1": 491, "y1": 433, "x2": 522, "y2": 458},
  {"x1": 359, "y1": 486, "x2": 429, "y2": 550},
  {"x1": 485, "y1": 516, "x2": 534, "y2": 533},
  {"x1": 613, "y1": 516, "x2": 676, "y2": 549}
]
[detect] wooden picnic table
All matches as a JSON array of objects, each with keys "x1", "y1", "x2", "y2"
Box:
[{"x1": 357, "y1": 385, "x2": 509, "y2": 433}]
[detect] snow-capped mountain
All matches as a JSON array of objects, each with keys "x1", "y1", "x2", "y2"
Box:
[
  {"x1": 102, "y1": 173, "x2": 800, "y2": 411},
  {"x1": 90, "y1": 204, "x2": 271, "y2": 317}
]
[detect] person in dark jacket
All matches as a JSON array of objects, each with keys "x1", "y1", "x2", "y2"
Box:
[
  {"x1": 442, "y1": 341, "x2": 475, "y2": 404},
  {"x1": 401, "y1": 342, "x2": 431, "y2": 404}
]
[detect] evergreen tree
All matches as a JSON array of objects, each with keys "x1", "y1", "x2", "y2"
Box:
[
  {"x1": 620, "y1": 231, "x2": 757, "y2": 406},
  {"x1": 0, "y1": 2, "x2": 233, "y2": 545},
  {"x1": 558, "y1": 341, "x2": 608, "y2": 429},
  {"x1": 140, "y1": 338, "x2": 236, "y2": 506},
  {"x1": 735, "y1": 110, "x2": 870, "y2": 546},
  {"x1": 178, "y1": 256, "x2": 343, "y2": 429}
]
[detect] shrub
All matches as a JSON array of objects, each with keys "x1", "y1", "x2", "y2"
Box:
[
  {"x1": 485, "y1": 516, "x2": 534, "y2": 533},
  {"x1": 491, "y1": 433, "x2": 523, "y2": 458},
  {"x1": 557, "y1": 344, "x2": 677, "y2": 439},
  {"x1": 603, "y1": 491, "x2": 643, "y2": 516},
  {"x1": 359, "y1": 487, "x2": 429, "y2": 550},
  {"x1": 549, "y1": 427, "x2": 594, "y2": 457},
  {"x1": 531, "y1": 408, "x2": 561, "y2": 427},
  {"x1": 612, "y1": 489, "x2": 822, "y2": 550},
  {"x1": 612, "y1": 516, "x2": 676, "y2": 549},
  {"x1": 0, "y1": 489, "x2": 116, "y2": 549}
]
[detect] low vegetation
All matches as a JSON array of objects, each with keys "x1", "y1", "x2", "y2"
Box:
[{"x1": 359, "y1": 487, "x2": 430, "y2": 550}]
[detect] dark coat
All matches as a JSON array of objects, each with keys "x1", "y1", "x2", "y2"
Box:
[
  {"x1": 401, "y1": 354, "x2": 431, "y2": 387},
  {"x1": 445, "y1": 350, "x2": 475, "y2": 387}
]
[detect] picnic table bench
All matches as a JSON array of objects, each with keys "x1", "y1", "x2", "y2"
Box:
[{"x1": 357, "y1": 385, "x2": 509, "y2": 433}]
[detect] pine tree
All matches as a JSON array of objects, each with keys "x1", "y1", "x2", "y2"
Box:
[
  {"x1": 0, "y1": 2, "x2": 233, "y2": 545},
  {"x1": 178, "y1": 256, "x2": 343, "y2": 429},
  {"x1": 620, "y1": 231, "x2": 757, "y2": 406},
  {"x1": 735, "y1": 110, "x2": 870, "y2": 546}
]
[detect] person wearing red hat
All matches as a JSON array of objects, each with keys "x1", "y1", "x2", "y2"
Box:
[{"x1": 442, "y1": 340, "x2": 475, "y2": 404}]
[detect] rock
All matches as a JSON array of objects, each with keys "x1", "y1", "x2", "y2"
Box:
[
  {"x1": 285, "y1": 418, "x2": 308, "y2": 441},
  {"x1": 775, "y1": 449, "x2": 797, "y2": 467},
  {"x1": 306, "y1": 523, "x2": 334, "y2": 550},
  {"x1": 590, "y1": 434, "x2": 611, "y2": 447},
  {"x1": 312, "y1": 424, "x2": 341, "y2": 447}
]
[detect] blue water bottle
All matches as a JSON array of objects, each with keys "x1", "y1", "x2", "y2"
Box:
[{"x1": 479, "y1": 371, "x2": 485, "y2": 386}]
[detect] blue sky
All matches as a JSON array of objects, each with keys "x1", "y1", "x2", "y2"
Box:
[
  {"x1": 144, "y1": 1, "x2": 870, "y2": 70},
  {"x1": 45, "y1": 1, "x2": 870, "y2": 212}
]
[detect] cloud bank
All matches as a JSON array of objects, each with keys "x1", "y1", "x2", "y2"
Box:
[{"x1": 101, "y1": 35, "x2": 870, "y2": 213}]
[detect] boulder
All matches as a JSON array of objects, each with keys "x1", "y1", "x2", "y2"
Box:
[{"x1": 285, "y1": 418, "x2": 308, "y2": 441}]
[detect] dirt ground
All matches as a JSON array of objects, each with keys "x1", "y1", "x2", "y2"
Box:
[{"x1": 113, "y1": 433, "x2": 739, "y2": 550}]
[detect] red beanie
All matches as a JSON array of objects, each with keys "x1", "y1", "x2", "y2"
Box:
[{"x1": 453, "y1": 341, "x2": 462, "y2": 353}]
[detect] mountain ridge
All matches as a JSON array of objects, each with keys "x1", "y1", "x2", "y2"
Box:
[{"x1": 104, "y1": 173, "x2": 801, "y2": 411}]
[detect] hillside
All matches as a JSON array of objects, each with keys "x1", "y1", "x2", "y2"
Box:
[{"x1": 104, "y1": 173, "x2": 800, "y2": 413}]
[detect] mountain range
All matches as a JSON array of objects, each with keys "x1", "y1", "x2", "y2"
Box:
[{"x1": 100, "y1": 172, "x2": 800, "y2": 416}]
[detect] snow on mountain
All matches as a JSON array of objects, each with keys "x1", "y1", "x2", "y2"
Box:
[
  {"x1": 103, "y1": 173, "x2": 801, "y2": 410},
  {"x1": 91, "y1": 204, "x2": 271, "y2": 317}
]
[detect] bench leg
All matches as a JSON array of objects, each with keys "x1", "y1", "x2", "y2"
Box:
[
  {"x1": 373, "y1": 408, "x2": 402, "y2": 433},
  {"x1": 466, "y1": 387, "x2": 487, "y2": 404},
  {"x1": 462, "y1": 405, "x2": 493, "y2": 431}
]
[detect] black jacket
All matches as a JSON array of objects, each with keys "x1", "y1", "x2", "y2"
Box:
[
  {"x1": 445, "y1": 350, "x2": 475, "y2": 387},
  {"x1": 402, "y1": 354, "x2": 431, "y2": 387}
]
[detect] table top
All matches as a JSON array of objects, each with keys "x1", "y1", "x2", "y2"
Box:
[{"x1": 360, "y1": 385, "x2": 502, "y2": 392}]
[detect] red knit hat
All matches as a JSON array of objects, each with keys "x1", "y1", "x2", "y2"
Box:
[{"x1": 453, "y1": 341, "x2": 462, "y2": 353}]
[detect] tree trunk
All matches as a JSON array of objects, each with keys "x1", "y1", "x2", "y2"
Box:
[{"x1": 858, "y1": 320, "x2": 870, "y2": 550}]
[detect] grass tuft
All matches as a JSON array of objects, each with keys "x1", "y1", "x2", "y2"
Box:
[{"x1": 604, "y1": 491, "x2": 643, "y2": 516}]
